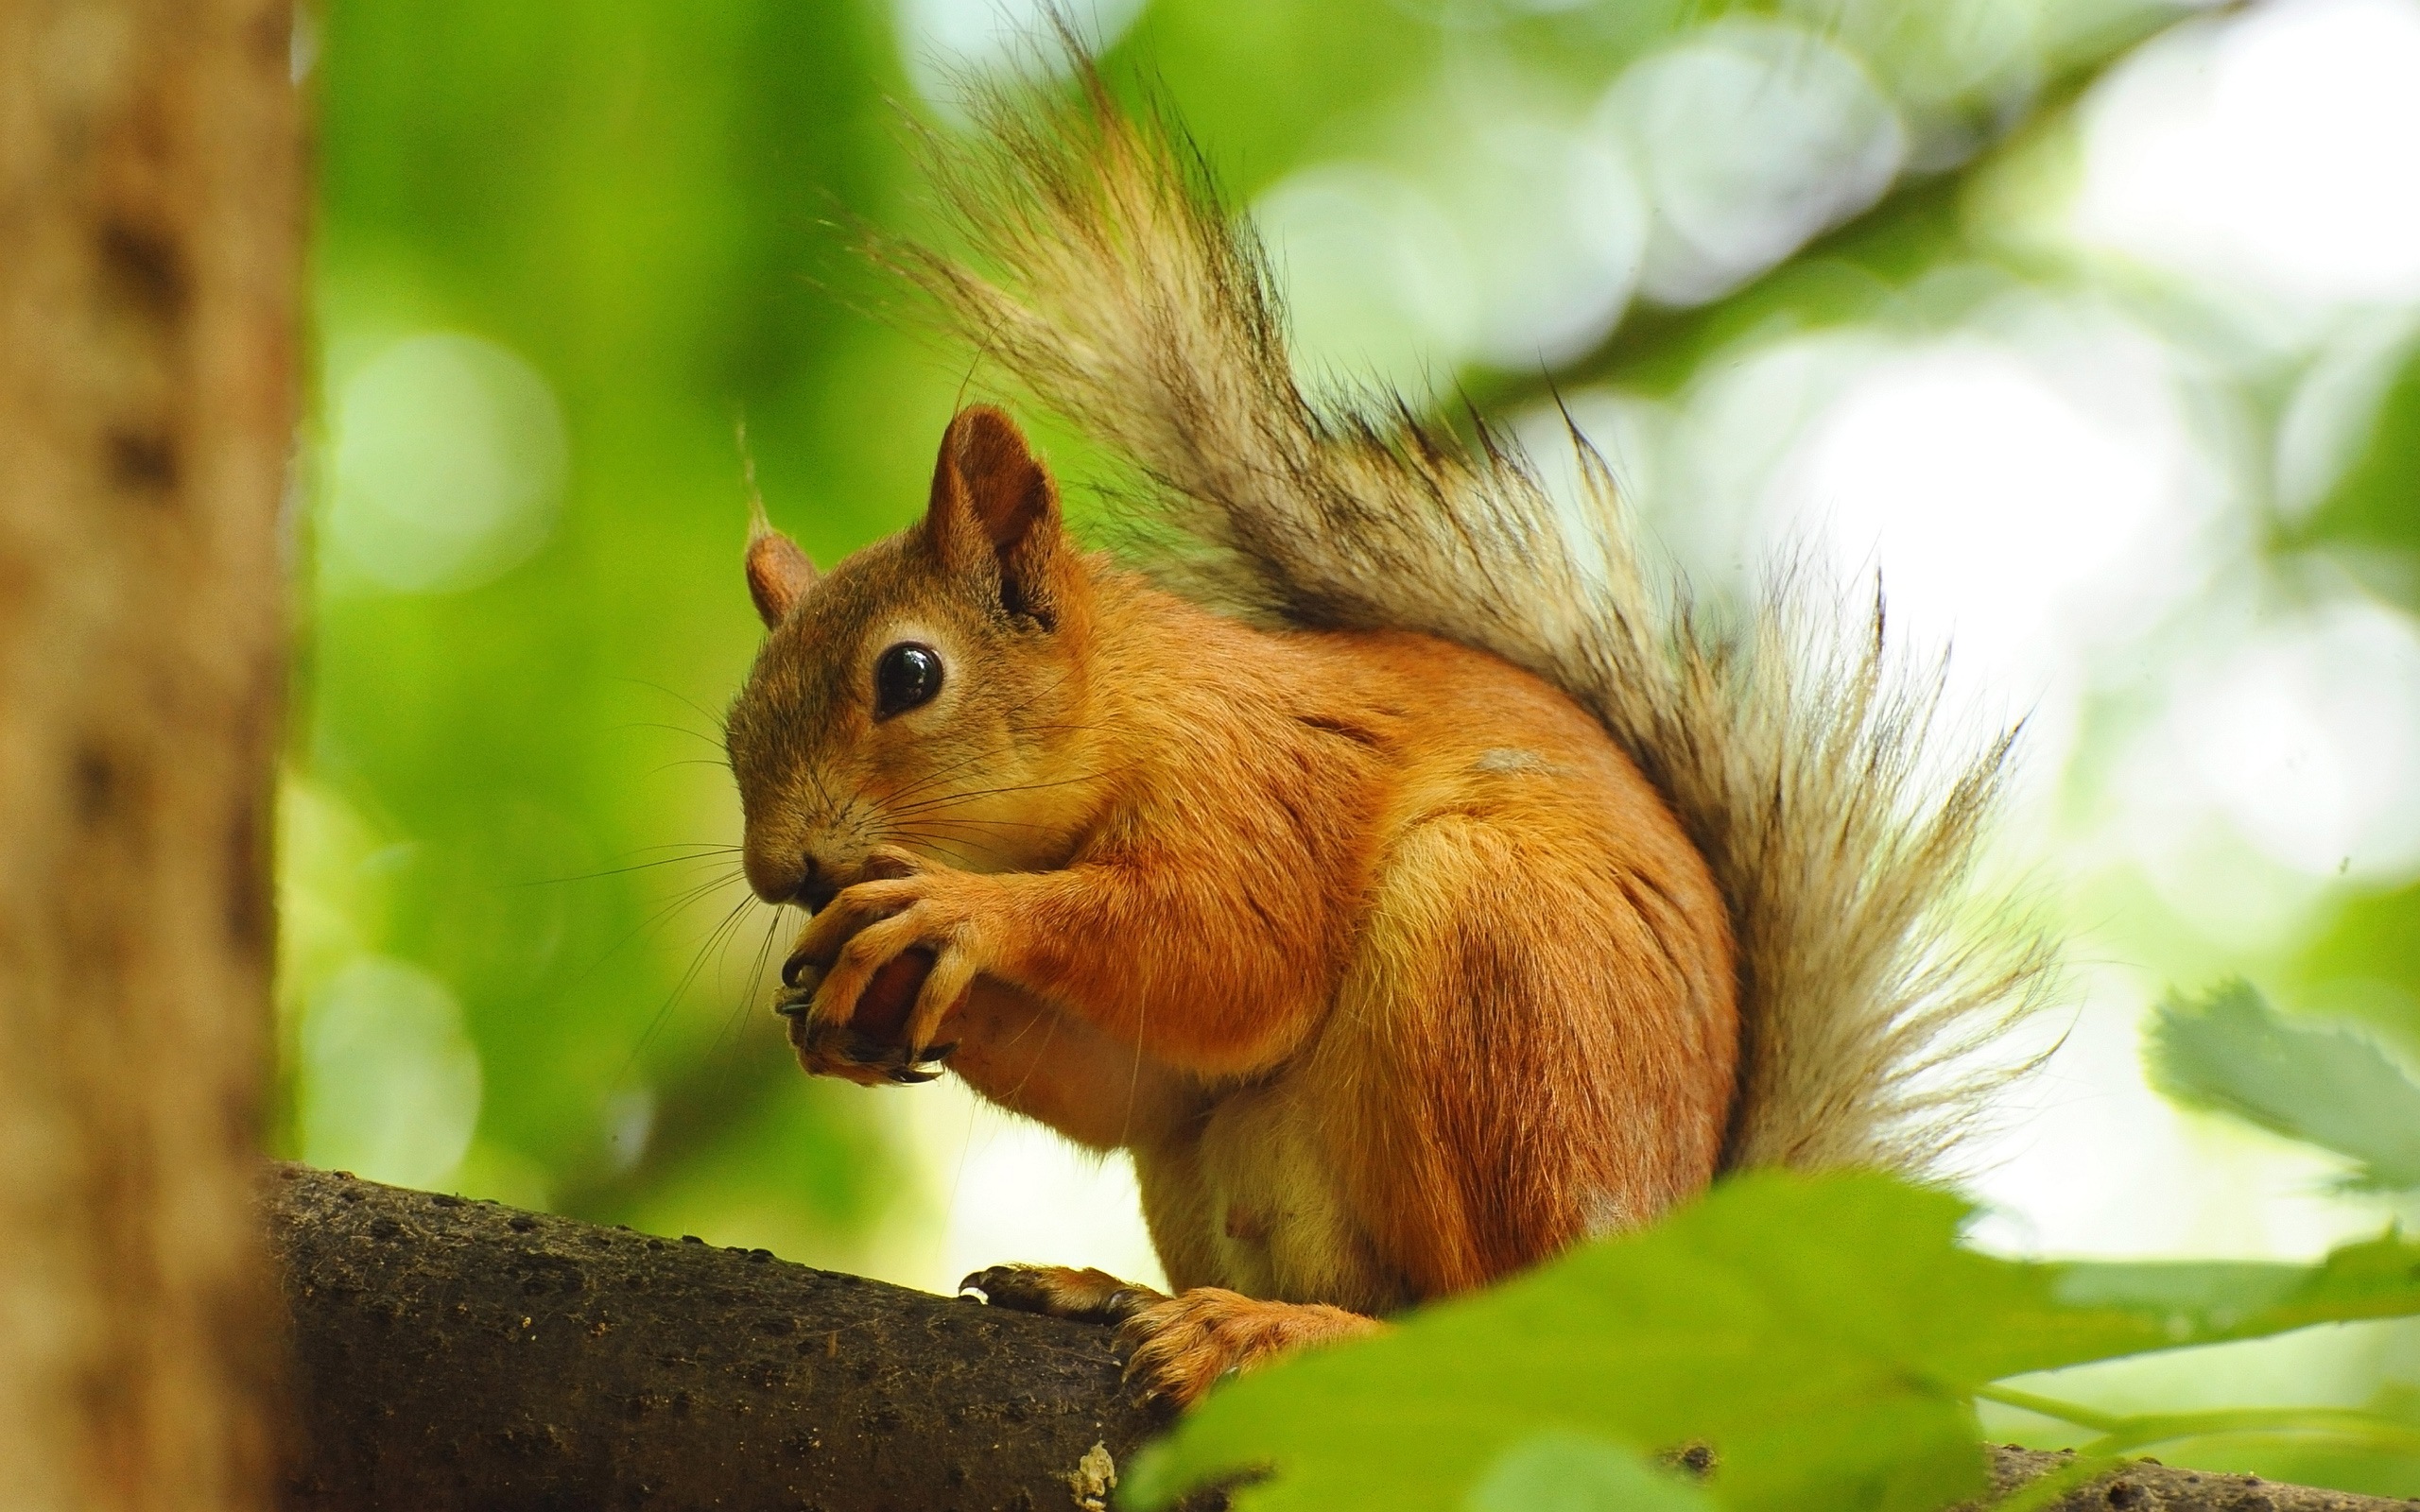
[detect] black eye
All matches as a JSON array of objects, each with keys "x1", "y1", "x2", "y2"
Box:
[{"x1": 873, "y1": 642, "x2": 942, "y2": 718}]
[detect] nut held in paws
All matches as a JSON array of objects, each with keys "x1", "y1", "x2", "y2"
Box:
[{"x1": 856, "y1": 948, "x2": 935, "y2": 1047}]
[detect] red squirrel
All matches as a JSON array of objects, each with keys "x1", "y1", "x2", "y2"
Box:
[{"x1": 724, "y1": 60, "x2": 2050, "y2": 1407}]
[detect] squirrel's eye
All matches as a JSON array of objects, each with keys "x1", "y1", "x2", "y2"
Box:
[{"x1": 873, "y1": 642, "x2": 943, "y2": 718}]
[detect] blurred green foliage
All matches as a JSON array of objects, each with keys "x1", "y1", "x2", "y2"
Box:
[
  {"x1": 1125, "y1": 1171, "x2": 2420, "y2": 1511},
  {"x1": 2284, "y1": 309, "x2": 2420, "y2": 1048},
  {"x1": 295, "y1": 0, "x2": 942, "y2": 1256}
]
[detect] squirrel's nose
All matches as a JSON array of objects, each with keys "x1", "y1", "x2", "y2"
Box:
[{"x1": 795, "y1": 858, "x2": 838, "y2": 913}]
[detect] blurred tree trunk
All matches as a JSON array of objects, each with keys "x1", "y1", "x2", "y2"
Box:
[{"x1": 0, "y1": 3, "x2": 301, "y2": 1510}]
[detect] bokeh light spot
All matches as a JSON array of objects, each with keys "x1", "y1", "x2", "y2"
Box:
[
  {"x1": 300, "y1": 955, "x2": 485, "y2": 1189},
  {"x1": 2075, "y1": 0, "x2": 2420, "y2": 314},
  {"x1": 328, "y1": 332, "x2": 568, "y2": 595},
  {"x1": 1602, "y1": 19, "x2": 1907, "y2": 305},
  {"x1": 2158, "y1": 598, "x2": 2420, "y2": 884},
  {"x1": 1252, "y1": 163, "x2": 1477, "y2": 400},
  {"x1": 1764, "y1": 333, "x2": 2210, "y2": 701},
  {"x1": 893, "y1": 0, "x2": 1147, "y2": 110}
]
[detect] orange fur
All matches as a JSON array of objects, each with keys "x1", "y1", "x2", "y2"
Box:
[{"x1": 729, "y1": 407, "x2": 1737, "y2": 1402}]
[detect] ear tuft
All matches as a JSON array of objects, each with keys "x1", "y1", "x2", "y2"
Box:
[
  {"x1": 746, "y1": 505, "x2": 817, "y2": 628},
  {"x1": 945, "y1": 406, "x2": 1053, "y2": 556},
  {"x1": 926, "y1": 405, "x2": 1065, "y2": 624}
]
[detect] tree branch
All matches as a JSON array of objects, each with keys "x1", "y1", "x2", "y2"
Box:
[
  {"x1": 269, "y1": 1163, "x2": 1179, "y2": 1512},
  {"x1": 266, "y1": 1165, "x2": 2409, "y2": 1512}
]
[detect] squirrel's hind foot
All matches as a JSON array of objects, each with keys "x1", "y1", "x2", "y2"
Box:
[
  {"x1": 1115, "y1": 1288, "x2": 1384, "y2": 1408},
  {"x1": 960, "y1": 1267, "x2": 1387, "y2": 1409}
]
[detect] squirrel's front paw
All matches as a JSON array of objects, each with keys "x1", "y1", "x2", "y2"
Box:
[
  {"x1": 776, "y1": 948, "x2": 955, "y2": 1085},
  {"x1": 778, "y1": 996, "x2": 954, "y2": 1086},
  {"x1": 783, "y1": 859, "x2": 996, "y2": 1063},
  {"x1": 1115, "y1": 1290, "x2": 1383, "y2": 1409}
]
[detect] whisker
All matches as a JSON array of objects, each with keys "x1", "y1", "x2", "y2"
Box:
[
  {"x1": 891, "y1": 833, "x2": 992, "y2": 869},
  {"x1": 509, "y1": 853, "x2": 745, "y2": 888},
  {"x1": 704, "y1": 905, "x2": 790, "y2": 1102},
  {"x1": 880, "y1": 743, "x2": 1021, "y2": 809},
  {"x1": 617, "y1": 879, "x2": 756, "y2": 971},
  {"x1": 555, "y1": 868, "x2": 751, "y2": 1003},
  {"x1": 1001, "y1": 1005, "x2": 1063, "y2": 1108},
  {"x1": 802, "y1": 752, "x2": 840, "y2": 816},
  {"x1": 873, "y1": 714, "x2": 1117, "y2": 811},
  {"x1": 1121, "y1": 988, "x2": 1148, "y2": 1149},
  {"x1": 893, "y1": 814, "x2": 1061, "y2": 833},
  {"x1": 622, "y1": 871, "x2": 751, "y2": 939},
  {"x1": 614, "y1": 677, "x2": 733, "y2": 741},
  {"x1": 607, "y1": 891, "x2": 759, "y2": 1093},
  {"x1": 890, "y1": 766, "x2": 1134, "y2": 816},
  {"x1": 888, "y1": 827, "x2": 1017, "y2": 865},
  {"x1": 649, "y1": 757, "x2": 737, "y2": 778},
  {"x1": 614, "y1": 720, "x2": 732, "y2": 752}
]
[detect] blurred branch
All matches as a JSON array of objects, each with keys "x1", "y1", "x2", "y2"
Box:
[
  {"x1": 1468, "y1": 4, "x2": 2201, "y2": 419},
  {"x1": 269, "y1": 1164, "x2": 2408, "y2": 1512}
]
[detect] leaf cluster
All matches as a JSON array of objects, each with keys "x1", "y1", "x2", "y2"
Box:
[
  {"x1": 1125, "y1": 1169, "x2": 2420, "y2": 1510},
  {"x1": 1126, "y1": 982, "x2": 2420, "y2": 1509}
]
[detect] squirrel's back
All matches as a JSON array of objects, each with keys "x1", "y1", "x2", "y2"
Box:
[{"x1": 888, "y1": 46, "x2": 2055, "y2": 1178}]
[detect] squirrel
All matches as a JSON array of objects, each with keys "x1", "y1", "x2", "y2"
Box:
[{"x1": 723, "y1": 50, "x2": 2054, "y2": 1408}]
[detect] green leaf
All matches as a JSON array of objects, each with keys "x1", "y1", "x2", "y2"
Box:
[
  {"x1": 1122, "y1": 1171, "x2": 2420, "y2": 1512},
  {"x1": 1462, "y1": 1432, "x2": 1712, "y2": 1512},
  {"x1": 2300, "y1": 331, "x2": 2420, "y2": 574},
  {"x1": 2145, "y1": 979, "x2": 2420, "y2": 1190}
]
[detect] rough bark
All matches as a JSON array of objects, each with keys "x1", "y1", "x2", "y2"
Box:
[
  {"x1": 268, "y1": 1165, "x2": 2412, "y2": 1512},
  {"x1": 0, "y1": 4, "x2": 300, "y2": 1512},
  {"x1": 270, "y1": 1164, "x2": 1184, "y2": 1512}
]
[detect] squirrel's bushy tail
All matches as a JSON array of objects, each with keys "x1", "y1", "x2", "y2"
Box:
[{"x1": 891, "y1": 52, "x2": 2057, "y2": 1176}]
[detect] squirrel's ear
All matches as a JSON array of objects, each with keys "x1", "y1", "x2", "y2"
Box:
[
  {"x1": 925, "y1": 405, "x2": 1067, "y2": 627},
  {"x1": 745, "y1": 510, "x2": 817, "y2": 628}
]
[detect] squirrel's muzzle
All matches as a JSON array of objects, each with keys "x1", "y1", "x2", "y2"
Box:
[{"x1": 795, "y1": 861, "x2": 839, "y2": 913}]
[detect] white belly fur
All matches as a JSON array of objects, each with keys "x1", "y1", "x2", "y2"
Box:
[{"x1": 1132, "y1": 1067, "x2": 1415, "y2": 1315}]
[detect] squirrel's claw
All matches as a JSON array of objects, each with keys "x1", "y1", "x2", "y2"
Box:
[
  {"x1": 847, "y1": 1030, "x2": 957, "y2": 1083},
  {"x1": 879, "y1": 1041, "x2": 955, "y2": 1080},
  {"x1": 781, "y1": 1005, "x2": 956, "y2": 1088},
  {"x1": 779, "y1": 865, "x2": 989, "y2": 1085}
]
